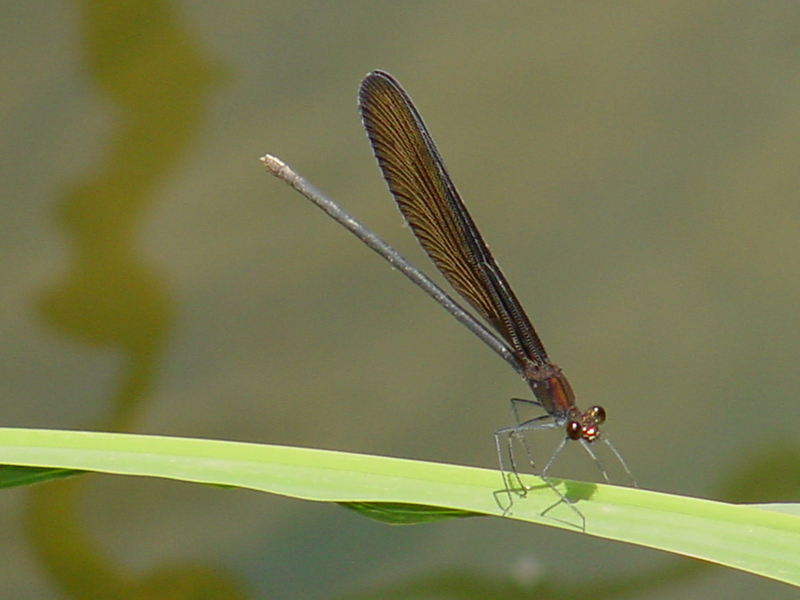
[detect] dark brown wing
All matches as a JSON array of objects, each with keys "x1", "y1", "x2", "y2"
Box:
[{"x1": 358, "y1": 70, "x2": 550, "y2": 367}]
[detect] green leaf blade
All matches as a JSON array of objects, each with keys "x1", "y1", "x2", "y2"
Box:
[{"x1": 0, "y1": 427, "x2": 797, "y2": 587}]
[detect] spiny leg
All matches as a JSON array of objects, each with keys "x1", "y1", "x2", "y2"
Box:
[
  {"x1": 495, "y1": 400, "x2": 589, "y2": 529},
  {"x1": 497, "y1": 399, "x2": 554, "y2": 492},
  {"x1": 601, "y1": 437, "x2": 638, "y2": 487},
  {"x1": 579, "y1": 439, "x2": 612, "y2": 484},
  {"x1": 538, "y1": 435, "x2": 586, "y2": 530},
  {"x1": 495, "y1": 401, "x2": 586, "y2": 525}
]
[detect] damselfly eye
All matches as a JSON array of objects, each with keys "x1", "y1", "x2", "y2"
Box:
[
  {"x1": 587, "y1": 405, "x2": 606, "y2": 424},
  {"x1": 566, "y1": 420, "x2": 583, "y2": 440}
]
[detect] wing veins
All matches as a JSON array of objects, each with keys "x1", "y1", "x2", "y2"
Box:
[{"x1": 359, "y1": 71, "x2": 550, "y2": 367}]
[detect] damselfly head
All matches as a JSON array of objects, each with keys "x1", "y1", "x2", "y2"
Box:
[{"x1": 566, "y1": 405, "x2": 606, "y2": 442}]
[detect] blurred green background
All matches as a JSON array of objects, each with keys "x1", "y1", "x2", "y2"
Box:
[{"x1": 2, "y1": 2, "x2": 799, "y2": 599}]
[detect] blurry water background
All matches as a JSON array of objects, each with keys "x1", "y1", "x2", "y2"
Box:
[{"x1": 1, "y1": 2, "x2": 799, "y2": 599}]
